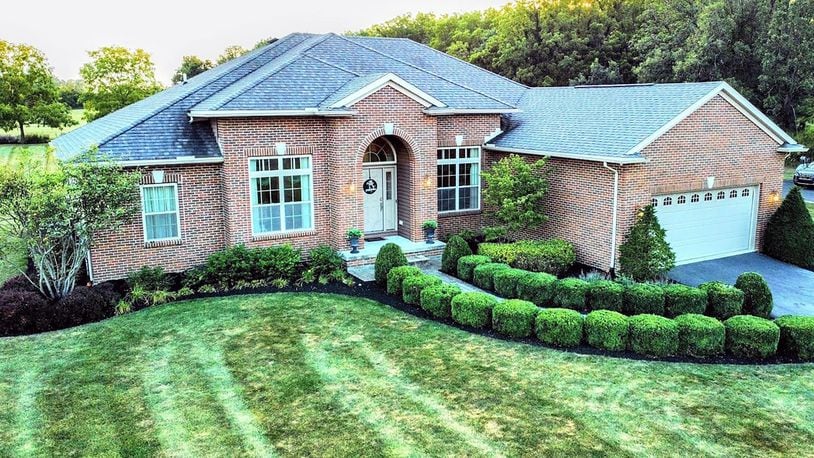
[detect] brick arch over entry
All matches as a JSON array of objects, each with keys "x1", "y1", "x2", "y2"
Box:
[{"x1": 355, "y1": 127, "x2": 421, "y2": 161}]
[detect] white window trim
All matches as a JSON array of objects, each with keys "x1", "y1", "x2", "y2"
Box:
[
  {"x1": 437, "y1": 146, "x2": 482, "y2": 214},
  {"x1": 140, "y1": 183, "x2": 182, "y2": 243},
  {"x1": 248, "y1": 155, "x2": 315, "y2": 236}
]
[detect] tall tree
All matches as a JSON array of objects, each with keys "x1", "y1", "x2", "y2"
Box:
[
  {"x1": 80, "y1": 46, "x2": 163, "y2": 121},
  {"x1": 0, "y1": 41, "x2": 74, "y2": 142},
  {"x1": 217, "y1": 45, "x2": 248, "y2": 64},
  {"x1": 171, "y1": 55, "x2": 213, "y2": 84},
  {"x1": 58, "y1": 79, "x2": 85, "y2": 109}
]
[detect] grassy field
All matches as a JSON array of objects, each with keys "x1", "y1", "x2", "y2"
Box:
[
  {"x1": 0, "y1": 293, "x2": 812, "y2": 456},
  {"x1": 0, "y1": 109, "x2": 84, "y2": 159}
]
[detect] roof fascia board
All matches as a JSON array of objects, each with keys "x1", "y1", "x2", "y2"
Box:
[
  {"x1": 424, "y1": 108, "x2": 521, "y2": 115},
  {"x1": 330, "y1": 73, "x2": 446, "y2": 108},
  {"x1": 485, "y1": 144, "x2": 648, "y2": 164},
  {"x1": 118, "y1": 157, "x2": 225, "y2": 167},
  {"x1": 189, "y1": 109, "x2": 356, "y2": 119}
]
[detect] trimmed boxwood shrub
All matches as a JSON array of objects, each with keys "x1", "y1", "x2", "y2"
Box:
[
  {"x1": 516, "y1": 272, "x2": 557, "y2": 306},
  {"x1": 623, "y1": 283, "x2": 665, "y2": 315},
  {"x1": 420, "y1": 283, "x2": 462, "y2": 319},
  {"x1": 492, "y1": 299, "x2": 539, "y2": 338},
  {"x1": 451, "y1": 292, "x2": 498, "y2": 328},
  {"x1": 663, "y1": 284, "x2": 708, "y2": 318},
  {"x1": 700, "y1": 281, "x2": 744, "y2": 320},
  {"x1": 386, "y1": 266, "x2": 422, "y2": 296},
  {"x1": 585, "y1": 310, "x2": 629, "y2": 351},
  {"x1": 477, "y1": 239, "x2": 576, "y2": 276},
  {"x1": 535, "y1": 308, "x2": 583, "y2": 347},
  {"x1": 472, "y1": 263, "x2": 511, "y2": 291},
  {"x1": 441, "y1": 236, "x2": 473, "y2": 274},
  {"x1": 374, "y1": 243, "x2": 408, "y2": 285},
  {"x1": 402, "y1": 274, "x2": 442, "y2": 305},
  {"x1": 775, "y1": 316, "x2": 814, "y2": 360},
  {"x1": 628, "y1": 314, "x2": 679, "y2": 357},
  {"x1": 587, "y1": 280, "x2": 623, "y2": 312},
  {"x1": 674, "y1": 314, "x2": 725, "y2": 358},
  {"x1": 724, "y1": 315, "x2": 780, "y2": 359},
  {"x1": 493, "y1": 268, "x2": 529, "y2": 298},
  {"x1": 734, "y1": 272, "x2": 773, "y2": 318},
  {"x1": 457, "y1": 255, "x2": 491, "y2": 282},
  {"x1": 551, "y1": 278, "x2": 589, "y2": 311},
  {"x1": 53, "y1": 286, "x2": 114, "y2": 330}
]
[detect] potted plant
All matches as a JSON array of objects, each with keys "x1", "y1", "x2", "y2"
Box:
[
  {"x1": 422, "y1": 220, "x2": 438, "y2": 244},
  {"x1": 346, "y1": 228, "x2": 363, "y2": 253}
]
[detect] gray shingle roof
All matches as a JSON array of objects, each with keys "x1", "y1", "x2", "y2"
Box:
[{"x1": 490, "y1": 82, "x2": 726, "y2": 161}]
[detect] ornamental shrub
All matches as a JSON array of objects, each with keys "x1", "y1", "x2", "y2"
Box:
[
  {"x1": 1, "y1": 275, "x2": 39, "y2": 294},
  {"x1": 775, "y1": 316, "x2": 814, "y2": 360},
  {"x1": 386, "y1": 266, "x2": 422, "y2": 296},
  {"x1": 451, "y1": 292, "x2": 498, "y2": 328},
  {"x1": 0, "y1": 290, "x2": 48, "y2": 336},
  {"x1": 587, "y1": 280, "x2": 623, "y2": 312},
  {"x1": 478, "y1": 239, "x2": 575, "y2": 276},
  {"x1": 308, "y1": 245, "x2": 344, "y2": 277},
  {"x1": 441, "y1": 236, "x2": 472, "y2": 274},
  {"x1": 374, "y1": 243, "x2": 408, "y2": 285},
  {"x1": 551, "y1": 278, "x2": 589, "y2": 311},
  {"x1": 535, "y1": 308, "x2": 583, "y2": 347},
  {"x1": 674, "y1": 314, "x2": 725, "y2": 357},
  {"x1": 52, "y1": 286, "x2": 114, "y2": 330},
  {"x1": 402, "y1": 274, "x2": 442, "y2": 305},
  {"x1": 516, "y1": 272, "x2": 557, "y2": 306},
  {"x1": 618, "y1": 205, "x2": 676, "y2": 281},
  {"x1": 493, "y1": 268, "x2": 529, "y2": 298},
  {"x1": 472, "y1": 263, "x2": 511, "y2": 291},
  {"x1": 628, "y1": 314, "x2": 679, "y2": 357},
  {"x1": 763, "y1": 187, "x2": 814, "y2": 269},
  {"x1": 492, "y1": 299, "x2": 539, "y2": 338},
  {"x1": 200, "y1": 244, "x2": 301, "y2": 289},
  {"x1": 127, "y1": 266, "x2": 171, "y2": 292},
  {"x1": 663, "y1": 284, "x2": 708, "y2": 317},
  {"x1": 256, "y1": 244, "x2": 301, "y2": 280},
  {"x1": 724, "y1": 315, "x2": 780, "y2": 359},
  {"x1": 585, "y1": 310, "x2": 629, "y2": 351},
  {"x1": 420, "y1": 283, "x2": 462, "y2": 319},
  {"x1": 734, "y1": 272, "x2": 773, "y2": 318},
  {"x1": 457, "y1": 255, "x2": 491, "y2": 282},
  {"x1": 623, "y1": 283, "x2": 665, "y2": 315},
  {"x1": 699, "y1": 281, "x2": 743, "y2": 320}
]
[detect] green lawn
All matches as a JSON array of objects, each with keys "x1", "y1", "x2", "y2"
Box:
[
  {"x1": 1, "y1": 293, "x2": 812, "y2": 456},
  {"x1": 0, "y1": 109, "x2": 85, "y2": 160}
]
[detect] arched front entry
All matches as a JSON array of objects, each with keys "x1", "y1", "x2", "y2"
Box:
[{"x1": 362, "y1": 137, "x2": 398, "y2": 233}]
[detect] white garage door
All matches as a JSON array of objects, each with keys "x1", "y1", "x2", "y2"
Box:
[{"x1": 653, "y1": 187, "x2": 758, "y2": 265}]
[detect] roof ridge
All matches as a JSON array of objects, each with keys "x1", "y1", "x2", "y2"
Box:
[{"x1": 334, "y1": 34, "x2": 517, "y2": 109}]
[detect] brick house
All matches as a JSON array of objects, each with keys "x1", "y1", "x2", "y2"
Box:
[{"x1": 52, "y1": 33, "x2": 807, "y2": 282}]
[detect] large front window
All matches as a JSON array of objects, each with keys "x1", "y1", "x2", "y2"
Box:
[
  {"x1": 141, "y1": 184, "x2": 180, "y2": 241},
  {"x1": 437, "y1": 146, "x2": 480, "y2": 213},
  {"x1": 250, "y1": 156, "x2": 313, "y2": 234}
]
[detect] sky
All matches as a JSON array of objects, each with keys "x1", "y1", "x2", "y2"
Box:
[{"x1": 1, "y1": 0, "x2": 510, "y2": 84}]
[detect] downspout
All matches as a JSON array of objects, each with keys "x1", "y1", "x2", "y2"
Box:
[
  {"x1": 86, "y1": 249, "x2": 94, "y2": 284},
  {"x1": 603, "y1": 162, "x2": 619, "y2": 274}
]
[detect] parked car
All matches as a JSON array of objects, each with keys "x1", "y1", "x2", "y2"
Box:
[{"x1": 793, "y1": 160, "x2": 814, "y2": 187}]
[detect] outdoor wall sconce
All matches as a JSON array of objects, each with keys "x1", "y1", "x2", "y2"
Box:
[
  {"x1": 422, "y1": 174, "x2": 433, "y2": 189},
  {"x1": 769, "y1": 190, "x2": 781, "y2": 204},
  {"x1": 347, "y1": 180, "x2": 357, "y2": 194}
]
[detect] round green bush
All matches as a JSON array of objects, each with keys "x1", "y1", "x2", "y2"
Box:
[
  {"x1": 585, "y1": 310, "x2": 629, "y2": 351},
  {"x1": 674, "y1": 314, "x2": 725, "y2": 358},
  {"x1": 516, "y1": 272, "x2": 557, "y2": 306},
  {"x1": 551, "y1": 278, "x2": 589, "y2": 311},
  {"x1": 700, "y1": 281, "x2": 743, "y2": 320},
  {"x1": 451, "y1": 292, "x2": 498, "y2": 329},
  {"x1": 472, "y1": 263, "x2": 511, "y2": 291},
  {"x1": 420, "y1": 283, "x2": 462, "y2": 319},
  {"x1": 492, "y1": 299, "x2": 539, "y2": 338},
  {"x1": 493, "y1": 268, "x2": 529, "y2": 298},
  {"x1": 587, "y1": 280, "x2": 623, "y2": 312},
  {"x1": 457, "y1": 255, "x2": 491, "y2": 282},
  {"x1": 775, "y1": 316, "x2": 814, "y2": 360},
  {"x1": 535, "y1": 308, "x2": 583, "y2": 347},
  {"x1": 441, "y1": 236, "x2": 473, "y2": 274},
  {"x1": 724, "y1": 315, "x2": 779, "y2": 359},
  {"x1": 734, "y1": 272, "x2": 773, "y2": 318},
  {"x1": 623, "y1": 283, "x2": 665, "y2": 315},
  {"x1": 402, "y1": 274, "x2": 442, "y2": 305},
  {"x1": 763, "y1": 186, "x2": 814, "y2": 269},
  {"x1": 374, "y1": 243, "x2": 408, "y2": 285},
  {"x1": 386, "y1": 266, "x2": 422, "y2": 296},
  {"x1": 628, "y1": 314, "x2": 679, "y2": 357},
  {"x1": 663, "y1": 284, "x2": 708, "y2": 318}
]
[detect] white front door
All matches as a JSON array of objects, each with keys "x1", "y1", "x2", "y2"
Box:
[{"x1": 363, "y1": 166, "x2": 397, "y2": 233}]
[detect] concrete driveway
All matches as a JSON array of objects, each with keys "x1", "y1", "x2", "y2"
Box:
[
  {"x1": 783, "y1": 179, "x2": 814, "y2": 200},
  {"x1": 669, "y1": 252, "x2": 814, "y2": 317}
]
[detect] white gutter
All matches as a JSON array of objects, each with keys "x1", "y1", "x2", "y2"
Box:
[
  {"x1": 424, "y1": 108, "x2": 521, "y2": 115},
  {"x1": 603, "y1": 162, "x2": 620, "y2": 272},
  {"x1": 484, "y1": 144, "x2": 648, "y2": 164},
  {"x1": 188, "y1": 109, "x2": 356, "y2": 119},
  {"x1": 777, "y1": 143, "x2": 809, "y2": 153},
  {"x1": 118, "y1": 157, "x2": 224, "y2": 167}
]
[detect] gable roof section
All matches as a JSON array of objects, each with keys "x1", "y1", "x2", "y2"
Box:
[
  {"x1": 328, "y1": 73, "x2": 446, "y2": 108},
  {"x1": 488, "y1": 82, "x2": 806, "y2": 164}
]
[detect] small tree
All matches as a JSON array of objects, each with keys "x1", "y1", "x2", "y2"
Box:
[
  {"x1": 618, "y1": 205, "x2": 675, "y2": 281},
  {"x1": 763, "y1": 187, "x2": 814, "y2": 268},
  {"x1": 0, "y1": 149, "x2": 140, "y2": 298},
  {"x1": 481, "y1": 154, "x2": 548, "y2": 240},
  {"x1": 171, "y1": 55, "x2": 213, "y2": 84}
]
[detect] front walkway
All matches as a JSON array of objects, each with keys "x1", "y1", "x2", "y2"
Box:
[{"x1": 668, "y1": 252, "x2": 814, "y2": 317}]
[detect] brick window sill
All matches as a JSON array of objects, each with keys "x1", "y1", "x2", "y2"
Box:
[
  {"x1": 438, "y1": 210, "x2": 482, "y2": 218},
  {"x1": 144, "y1": 238, "x2": 183, "y2": 248},
  {"x1": 252, "y1": 230, "x2": 317, "y2": 242}
]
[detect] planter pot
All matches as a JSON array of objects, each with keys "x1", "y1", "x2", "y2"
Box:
[
  {"x1": 349, "y1": 236, "x2": 360, "y2": 254},
  {"x1": 425, "y1": 228, "x2": 436, "y2": 244}
]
